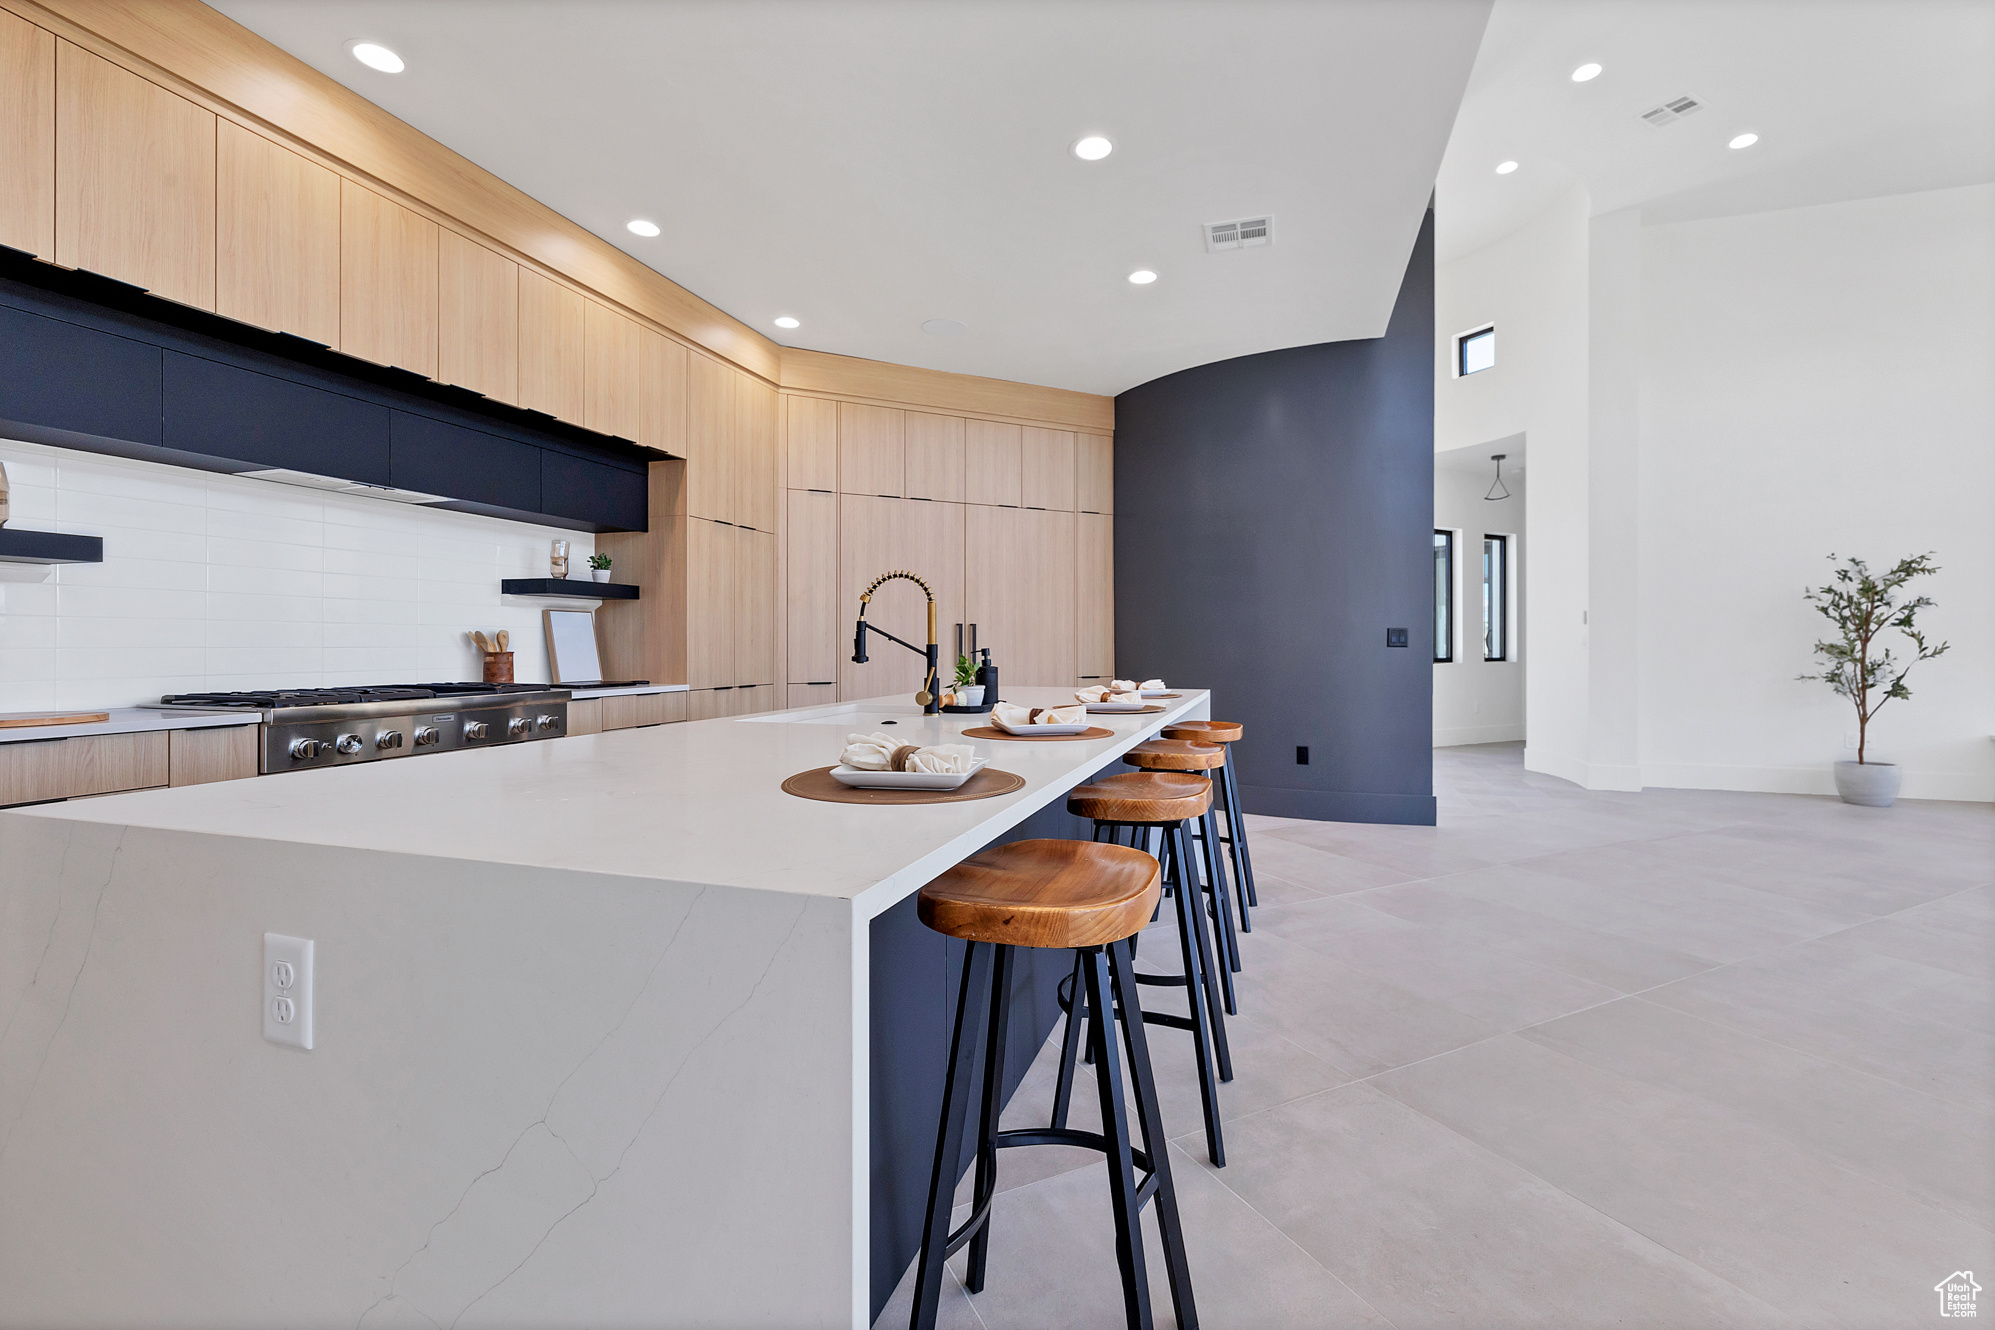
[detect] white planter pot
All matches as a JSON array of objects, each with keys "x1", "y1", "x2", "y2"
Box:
[
  {"x1": 590, "y1": 568, "x2": 611, "y2": 583},
  {"x1": 1834, "y1": 760, "x2": 1901, "y2": 808},
  {"x1": 955, "y1": 686, "x2": 985, "y2": 707}
]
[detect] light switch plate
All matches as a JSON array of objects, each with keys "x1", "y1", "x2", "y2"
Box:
[{"x1": 263, "y1": 933, "x2": 314, "y2": 1050}]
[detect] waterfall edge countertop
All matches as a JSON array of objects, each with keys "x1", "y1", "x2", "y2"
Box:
[{"x1": 8, "y1": 687, "x2": 1210, "y2": 917}]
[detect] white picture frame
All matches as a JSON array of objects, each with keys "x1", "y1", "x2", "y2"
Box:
[{"x1": 544, "y1": 608, "x2": 604, "y2": 684}]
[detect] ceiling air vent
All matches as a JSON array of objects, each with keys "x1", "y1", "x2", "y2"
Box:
[
  {"x1": 1639, "y1": 96, "x2": 1704, "y2": 128},
  {"x1": 1204, "y1": 215, "x2": 1273, "y2": 252}
]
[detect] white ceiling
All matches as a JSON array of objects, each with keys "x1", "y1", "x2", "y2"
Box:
[
  {"x1": 208, "y1": 0, "x2": 1491, "y2": 396},
  {"x1": 1438, "y1": 433, "x2": 1524, "y2": 475},
  {"x1": 1435, "y1": 0, "x2": 1995, "y2": 262}
]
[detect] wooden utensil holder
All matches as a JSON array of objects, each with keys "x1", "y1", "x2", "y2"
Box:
[{"x1": 482, "y1": 652, "x2": 515, "y2": 684}]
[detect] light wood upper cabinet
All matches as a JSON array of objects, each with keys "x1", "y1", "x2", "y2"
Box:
[
  {"x1": 639, "y1": 329, "x2": 687, "y2": 456},
  {"x1": 786, "y1": 487, "x2": 839, "y2": 684},
  {"x1": 217, "y1": 123, "x2": 339, "y2": 346},
  {"x1": 0, "y1": 13, "x2": 55, "y2": 259},
  {"x1": 1022, "y1": 427, "x2": 1076, "y2": 511},
  {"x1": 840, "y1": 495, "x2": 965, "y2": 702},
  {"x1": 685, "y1": 352, "x2": 736, "y2": 523},
  {"x1": 737, "y1": 527, "x2": 777, "y2": 686},
  {"x1": 905, "y1": 412, "x2": 965, "y2": 502},
  {"x1": 1077, "y1": 512, "x2": 1114, "y2": 679},
  {"x1": 839, "y1": 403, "x2": 905, "y2": 498},
  {"x1": 339, "y1": 180, "x2": 437, "y2": 376},
  {"x1": 56, "y1": 42, "x2": 215, "y2": 310},
  {"x1": 964, "y1": 419, "x2": 1023, "y2": 507},
  {"x1": 735, "y1": 373, "x2": 779, "y2": 532},
  {"x1": 966, "y1": 505, "x2": 1075, "y2": 688},
  {"x1": 437, "y1": 229, "x2": 518, "y2": 404},
  {"x1": 786, "y1": 394, "x2": 838, "y2": 493},
  {"x1": 585, "y1": 299, "x2": 641, "y2": 439},
  {"x1": 1077, "y1": 434, "x2": 1113, "y2": 513},
  {"x1": 517, "y1": 267, "x2": 584, "y2": 421}
]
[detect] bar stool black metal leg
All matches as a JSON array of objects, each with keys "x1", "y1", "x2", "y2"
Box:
[
  {"x1": 1161, "y1": 829, "x2": 1227, "y2": 1165},
  {"x1": 1081, "y1": 945, "x2": 1156, "y2": 1330},
  {"x1": 1170, "y1": 823, "x2": 1233, "y2": 1086},
  {"x1": 964, "y1": 944, "x2": 1015, "y2": 1294},
  {"x1": 1108, "y1": 938, "x2": 1198, "y2": 1330},
  {"x1": 1050, "y1": 950, "x2": 1086, "y2": 1129},
  {"x1": 1220, "y1": 760, "x2": 1257, "y2": 914},
  {"x1": 911, "y1": 941, "x2": 995, "y2": 1330},
  {"x1": 1199, "y1": 807, "x2": 1242, "y2": 994}
]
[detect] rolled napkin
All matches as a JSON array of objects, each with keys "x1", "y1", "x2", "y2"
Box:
[
  {"x1": 839, "y1": 732, "x2": 979, "y2": 774},
  {"x1": 1077, "y1": 686, "x2": 1145, "y2": 704},
  {"x1": 1139, "y1": 678, "x2": 1167, "y2": 691},
  {"x1": 1111, "y1": 679, "x2": 1138, "y2": 692},
  {"x1": 992, "y1": 702, "x2": 1087, "y2": 731}
]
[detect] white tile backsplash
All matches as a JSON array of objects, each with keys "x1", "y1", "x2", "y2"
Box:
[{"x1": 0, "y1": 437, "x2": 598, "y2": 711}]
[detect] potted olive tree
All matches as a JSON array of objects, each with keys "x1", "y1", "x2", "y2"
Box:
[{"x1": 1798, "y1": 552, "x2": 1949, "y2": 807}]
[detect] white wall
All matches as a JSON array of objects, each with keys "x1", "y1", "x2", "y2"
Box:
[
  {"x1": 1637, "y1": 184, "x2": 1993, "y2": 800},
  {"x1": 1433, "y1": 462, "x2": 1526, "y2": 746},
  {"x1": 1435, "y1": 181, "x2": 1994, "y2": 801},
  {"x1": 0, "y1": 437, "x2": 596, "y2": 710}
]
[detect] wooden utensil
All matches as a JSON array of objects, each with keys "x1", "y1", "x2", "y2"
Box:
[
  {"x1": 0, "y1": 710, "x2": 111, "y2": 729},
  {"x1": 472, "y1": 630, "x2": 492, "y2": 653},
  {"x1": 496, "y1": 629, "x2": 508, "y2": 653}
]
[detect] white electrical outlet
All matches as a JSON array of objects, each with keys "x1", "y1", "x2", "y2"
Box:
[{"x1": 263, "y1": 933, "x2": 314, "y2": 1050}]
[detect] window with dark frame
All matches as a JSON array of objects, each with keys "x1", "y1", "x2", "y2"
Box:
[
  {"x1": 1483, "y1": 534, "x2": 1508, "y2": 661},
  {"x1": 1457, "y1": 325, "x2": 1495, "y2": 376},
  {"x1": 1433, "y1": 530, "x2": 1454, "y2": 663}
]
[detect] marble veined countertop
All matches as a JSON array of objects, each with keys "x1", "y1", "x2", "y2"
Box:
[{"x1": 12, "y1": 688, "x2": 1210, "y2": 917}]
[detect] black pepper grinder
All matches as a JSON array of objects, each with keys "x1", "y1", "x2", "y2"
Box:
[{"x1": 973, "y1": 647, "x2": 997, "y2": 713}]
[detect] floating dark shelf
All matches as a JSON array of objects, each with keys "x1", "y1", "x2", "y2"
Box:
[
  {"x1": 0, "y1": 527, "x2": 104, "y2": 564},
  {"x1": 500, "y1": 577, "x2": 638, "y2": 600}
]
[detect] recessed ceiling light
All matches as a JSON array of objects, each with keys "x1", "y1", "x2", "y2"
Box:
[
  {"x1": 773, "y1": 316, "x2": 800, "y2": 330},
  {"x1": 1073, "y1": 136, "x2": 1114, "y2": 161},
  {"x1": 625, "y1": 219, "x2": 661, "y2": 238},
  {"x1": 346, "y1": 41, "x2": 404, "y2": 74},
  {"x1": 1571, "y1": 62, "x2": 1602, "y2": 82},
  {"x1": 1728, "y1": 132, "x2": 1759, "y2": 150},
  {"x1": 922, "y1": 318, "x2": 968, "y2": 336},
  {"x1": 1495, "y1": 160, "x2": 1519, "y2": 175},
  {"x1": 1128, "y1": 270, "x2": 1158, "y2": 285}
]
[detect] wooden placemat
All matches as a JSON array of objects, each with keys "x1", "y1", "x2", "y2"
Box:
[
  {"x1": 960, "y1": 725, "x2": 1115, "y2": 743},
  {"x1": 782, "y1": 766, "x2": 1028, "y2": 804}
]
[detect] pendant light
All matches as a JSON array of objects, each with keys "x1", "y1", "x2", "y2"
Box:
[{"x1": 1484, "y1": 453, "x2": 1511, "y2": 501}]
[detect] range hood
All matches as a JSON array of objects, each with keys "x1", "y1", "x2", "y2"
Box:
[{"x1": 233, "y1": 467, "x2": 448, "y2": 505}]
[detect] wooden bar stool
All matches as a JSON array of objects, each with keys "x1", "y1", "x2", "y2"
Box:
[
  {"x1": 1055, "y1": 770, "x2": 1232, "y2": 1167},
  {"x1": 911, "y1": 840, "x2": 1198, "y2": 1330},
  {"x1": 1163, "y1": 721, "x2": 1259, "y2": 924},
  {"x1": 1122, "y1": 739, "x2": 1242, "y2": 1002}
]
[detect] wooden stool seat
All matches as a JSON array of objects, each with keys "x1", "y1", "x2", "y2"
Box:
[
  {"x1": 1163, "y1": 720, "x2": 1243, "y2": 744},
  {"x1": 1068, "y1": 771, "x2": 1211, "y2": 824},
  {"x1": 1123, "y1": 738, "x2": 1225, "y2": 772},
  {"x1": 918, "y1": 841, "x2": 1162, "y2": 949}
]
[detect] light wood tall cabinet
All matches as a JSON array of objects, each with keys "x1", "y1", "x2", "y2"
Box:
[
  {"x1": 0, "y1": 12, "x2": 56, "y2": 259},
  {"x1": 585, "y1": 299, "x2": 641, "y2": 440},
  {"x1": 786, "y1": 395, "x2": 838, "y2": 493},
  {"x1": 1021, "y1": 427, "x2": 1076, "y2": 511},
  {"x1": 1077, "y1": 512, "x2": 1115, "y2": 681},
  {"x1": 437, "y1": 229, "x2": 519, "y2": 404},
  {"x1": 965, "y1": 505, "x2": 1075, "y2": 687},
  {"x1": 840, "y1": 403, "x2": 905, "y2": 498},
  {"x1": 905, "y1": 412, "x2": 965, "y2": 502},
  {"x1": 216, "y1": 122, "x2": 339, "y2": 345},
  {"x1": 517, "y1": 267, "x2": 584, "y2": 422},
  {"x1": 1078, "y1": 434, "x2": 1114, "y2": 513},
  {"x1": 340, "y1": 181, "x2": 437, "y2": 376},
  {"x1": 786, "y1": 488, "x2": 840, "y2": 686},
  {"x1": 685, "y1": 353, "x2": 736, "y2": 523},
  {"x1": 640, "y1": 329, "x2": 688, "y2": 456},
  {"x1": 55, "y1": 41, "x2": 215, "y2": 310},
  {"x1": 964, "y1": 419, "x2": 1024, "y2": 507},
  {"x1": 839, "y1": 495, "x2": 966, "y2": 701},
  {"x1": 735, "y1": 375, "x2": 779, "y2": 532}
]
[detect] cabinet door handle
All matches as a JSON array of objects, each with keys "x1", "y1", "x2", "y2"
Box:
[
  {"x1": 969, "y1": 624, "x2": 978, "y2": 657},
  {"x1": 955, "y1": 623, "x2": 963, "y2": 657}
]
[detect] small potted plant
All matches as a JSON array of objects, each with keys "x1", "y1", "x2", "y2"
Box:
[
  {"x1": 1798, "y1": 552, "x2": 1949, "y2": 807},
  {"x1": 950, "y1": 654, "x2": 983, "y2": 707},
  {"x1": 587, "y1": 552, "x2": 612, "y2": 584}
]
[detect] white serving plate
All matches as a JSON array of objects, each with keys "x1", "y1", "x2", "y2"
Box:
[
  {"x1": 1139, "y1": 689, "x2": 1173, "y2": 697},
  {"x1": 1085, "y1": 702, "x2": 1152, "y2": 713},
  {"x1": 994, "y1": 720, "x2": 1091, "y2": 735},
  {"x1": 829, "y1": 759, "x2": 987, "y2": 790}
]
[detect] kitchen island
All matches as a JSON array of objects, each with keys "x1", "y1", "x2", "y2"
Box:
[{"x1": 0, "y1": 687, "x2": 1210, "y2": 1329}]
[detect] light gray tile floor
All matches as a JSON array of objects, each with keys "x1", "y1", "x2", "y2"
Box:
[{"x1": 878, "y1": 743, "x2": 1994, "y2": 1328}]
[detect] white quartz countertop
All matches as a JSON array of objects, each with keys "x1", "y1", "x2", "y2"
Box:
[
  {"x1": 10, "y1": 688, "x2": 1211, "y2": 916},
  {"x1": 0, "y1": 707, "x2": 260, "y2": 745},
  {"x1": 566, "y1": 683, "x2": 690, "y2": 698}
]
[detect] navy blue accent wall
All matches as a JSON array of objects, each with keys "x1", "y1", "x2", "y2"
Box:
[{"x1": 1113, "y1": 211, "x2": 1437, "y2": 825}]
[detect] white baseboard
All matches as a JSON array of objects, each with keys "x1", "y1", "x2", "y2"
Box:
[
  {"x1": 1641, "y1": 762, "x2": 1994, "y2": 803},
  {"x1": 1521, "y1": 748, "x2": 1643, "y2": 792},
  {"x1": 1434, "y1": 723, "x2": 1525, "y2": 747}
]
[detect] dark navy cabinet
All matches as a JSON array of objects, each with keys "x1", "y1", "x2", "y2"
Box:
[
  {"x1": 0, "y1": 302, "x2": 162, "y2": 451},
  {"x1": 390, "y1": 412, "x2": 542, "y2": 511},
  {"x1": 164, "y1": 352, "x2": 393, "y2": 485},
  {"x1": 541, "y1": 449, "x2": 647, "y2": 531}
]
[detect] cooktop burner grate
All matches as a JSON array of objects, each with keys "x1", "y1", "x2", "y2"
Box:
[{"x1": 161, "y1": 683, "x2": 561, "y2": 708}]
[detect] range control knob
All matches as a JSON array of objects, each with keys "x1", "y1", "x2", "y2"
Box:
[
  {"x1": 535, "y1": 714, "x2": 560, "y2": 731},
  {"x1": 413, "y1": 726, "x2": 440, "y2": 747},
  {"x1": 288, "y1": 738, "x2": 327, "y2": 760},
  {"x1": 375, "y1": 730, "x2": 404, "y2": 750},
  {"x1": 335, "y1": 734, "x2": 364, "y2": 755},
  {"x1": 464, "y1": 721, "x2": 489, "y2": 741},
  {"x1": 507, "y1": 716, "x2": 531, "y2": 738}
]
